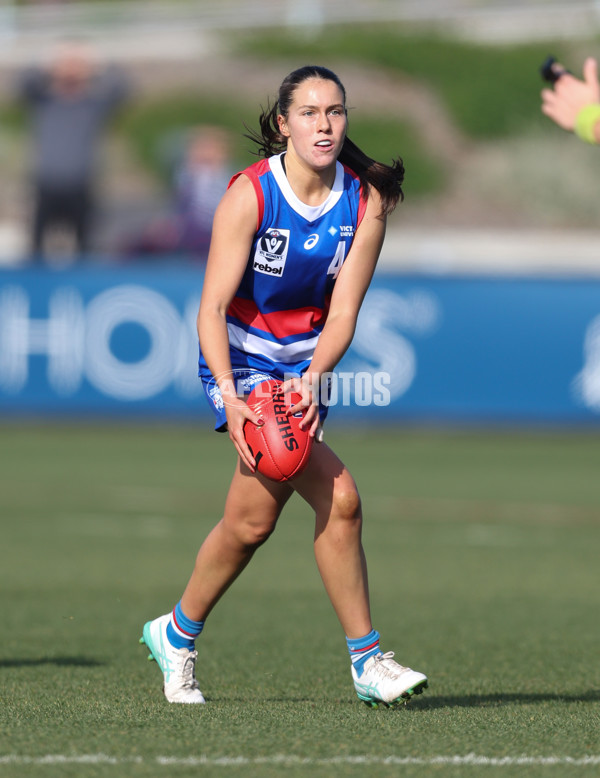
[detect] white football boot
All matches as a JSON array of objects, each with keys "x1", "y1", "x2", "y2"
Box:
[
  {"x1": 140, "y1": 613, "x2": 205, "y2": 704},
  {"x1": 352, "y1": 651, "x2": 428, "y2": 708}
]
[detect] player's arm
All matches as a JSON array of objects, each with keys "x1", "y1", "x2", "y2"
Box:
[
  {"x1": 541, "y1": 57, "x2": 600, "y2": 142},
  {"x1": 197, "y1": 175, "x2": 263, "y2": 469},
  {"x1": 286, "y1": 189, "x2": 386, "y2": 434}
]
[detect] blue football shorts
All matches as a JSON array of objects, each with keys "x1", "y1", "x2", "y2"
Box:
[{"x1": 199, "y1": 367, "x2": 330, "y2": 432}]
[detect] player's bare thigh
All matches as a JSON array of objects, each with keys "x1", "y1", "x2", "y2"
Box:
[
  {"x1": 291, "y1": 442, "x2": 362, "y2": 527},
  {"x1": 222, "y1": 458, "x2": 295, "y2": 544}
]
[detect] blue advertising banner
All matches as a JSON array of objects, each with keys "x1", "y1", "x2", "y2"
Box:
[{"x1": 1, "y1": 264, "x2": 599, "y2": 424}]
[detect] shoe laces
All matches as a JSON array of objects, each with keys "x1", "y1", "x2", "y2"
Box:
[
  {"x1": 178, "y1": 649, "x2": 200, "y2": 690},
  {"x1": 369, "y1": 651, "x2": 409, "y2": 680}
]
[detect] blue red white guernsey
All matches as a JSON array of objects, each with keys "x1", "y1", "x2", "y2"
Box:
[{"x1": 199, "y1": 152, "x2": 367, "y2": 429}]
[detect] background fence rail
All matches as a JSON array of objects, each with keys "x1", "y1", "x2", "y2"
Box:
[{"x1": 1, "y1": 0, "x2": 600, "y2": 46}]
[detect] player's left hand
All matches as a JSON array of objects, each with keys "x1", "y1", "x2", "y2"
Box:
[{"x1": 282, "y1": 375, "x2": 320, "y2": 438}]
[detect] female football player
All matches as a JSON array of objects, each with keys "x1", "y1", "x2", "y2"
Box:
[{"x1": 141, "y1": 65, "x2": 428, "y2": 707}]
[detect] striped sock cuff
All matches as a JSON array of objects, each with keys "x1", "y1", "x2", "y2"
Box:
[
  {"x1": 346, "y1": 628, "x2": 381, "y2": 674},
  {"x1": 166, "y1": 601, "x2": 204, "y2": 648}
]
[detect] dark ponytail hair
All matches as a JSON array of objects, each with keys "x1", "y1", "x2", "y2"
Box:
[{"x1": 244, "y1": 65, "x2": 404, "y2": 216}]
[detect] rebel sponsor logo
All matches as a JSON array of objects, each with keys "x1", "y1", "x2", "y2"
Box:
[{"x1": 253, "y1": 227, "x2": 290, "y2": 277}]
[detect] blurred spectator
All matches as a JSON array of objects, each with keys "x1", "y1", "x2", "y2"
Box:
[
  {"x1": 174, "y1": 126, "x2": 232, "y2": 256},
  {"x1": 120, "y1": 126, "x2": 232, "y2": 262},
  {"x1": 15, "y1": 40, "x2": 130, "y2": 262}
]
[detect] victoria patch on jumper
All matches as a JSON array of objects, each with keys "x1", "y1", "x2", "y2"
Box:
[{"x1": 253, "y1": 228, "x2": 290, "y2": 277}]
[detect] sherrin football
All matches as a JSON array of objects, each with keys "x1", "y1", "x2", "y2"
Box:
[{"x1": 243, "y1": 379, "x2": 313, "y2": 482}]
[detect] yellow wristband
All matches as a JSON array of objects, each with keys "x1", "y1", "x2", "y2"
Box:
[{"x1": 574, "y1": 104, "x2": 600, "y2": 144}]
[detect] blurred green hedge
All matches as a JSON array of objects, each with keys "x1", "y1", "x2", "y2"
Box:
[
  {"x1": 118, "y1": 94, "x2": 442, "y2": 198},
  {"x1": 2, "y1": 26, "x2": 593, "y2": 202},
  {"x1": 236, "y1": 27, "x2": 577, "y2": 139}
]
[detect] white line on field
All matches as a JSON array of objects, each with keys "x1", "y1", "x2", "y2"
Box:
[{"x1": 1, "y1": 754, "x2": 600, "y2": 767}]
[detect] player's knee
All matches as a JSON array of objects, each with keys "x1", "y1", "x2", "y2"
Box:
[
  {"x1": 236, "y1": 518, "x2": 277, "y2": 549},
  {"x1": 331, "y1": 484, "x2": 362, "y2": 523}
]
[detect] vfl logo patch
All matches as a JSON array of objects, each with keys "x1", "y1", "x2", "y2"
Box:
[
  {"x1": 208, "y1": 385, "x2": 224, "y2": 411},
  {"x1": 254, "y1": 228, "x2": 290, "y2": 277}
]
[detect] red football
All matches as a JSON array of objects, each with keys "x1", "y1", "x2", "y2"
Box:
[{"x1": 243, "y1": 379, "x2": 313, "y2": 482}]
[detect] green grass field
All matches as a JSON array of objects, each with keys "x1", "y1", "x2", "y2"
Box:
[{"x1": 1, "y1": 422, "x2": 600, "y2": 777}]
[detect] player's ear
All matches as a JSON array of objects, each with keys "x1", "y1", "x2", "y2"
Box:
[{"x1": 277, "y1": 114, "x2": 290, "y2": 138}]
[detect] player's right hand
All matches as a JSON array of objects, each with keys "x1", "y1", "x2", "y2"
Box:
[{"x1": 224, "y1": 395, "x2": 263, "y2": 472}]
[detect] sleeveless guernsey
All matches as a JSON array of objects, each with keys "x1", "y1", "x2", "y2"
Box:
[{"x1": 198, "y1": 152, "x2": 367, "y2": 386}]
